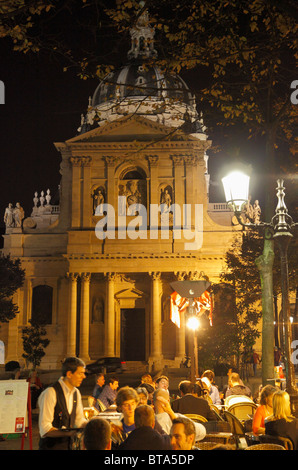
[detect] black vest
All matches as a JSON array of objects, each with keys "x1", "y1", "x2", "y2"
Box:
[{"x1": 39, "y1": 381, "x2": 78, "y2": 450}]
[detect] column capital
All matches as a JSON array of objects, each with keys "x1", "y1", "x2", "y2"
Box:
[
  {"x1": 184, "y1": 155, "x2": 197, "y2": 166},
  {"x1": 104, "y1": 156, "x2": 117, "y2": 167},
  {"x1": 69, "y1": 156, "x2": 82, "y2": 167},
  {"x1": 171, "y1": 155, "x2": 184, "y2": 166},
  {"x1": 66, "y1": 272, "x2": 79, "y2": 281},
  {"x1": 81, "y1": 156, "x2": 92, "y2": 167},
  {"x1": 174, "y1": 271, "x2": 187, "y2": 281},
  {"x1": 80, "y1": 272, "x2": 91, "y2": 282},
  {"x1": 104, "y1": 272, "x2": 119, "y2": 282},
  {"x1": 149, "y1": 271, "x2": 161, "y2": 281},
  {"x1": 147, "y1": 155, "x2": 159, "y2": 167},
  {"x1": 187, "y1": 271, "x2": 209, "y2": 281}
]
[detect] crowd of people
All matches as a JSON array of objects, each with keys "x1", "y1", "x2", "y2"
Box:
[{"x1": 36, "y1": 357, "x2": 298, "y2": 451}]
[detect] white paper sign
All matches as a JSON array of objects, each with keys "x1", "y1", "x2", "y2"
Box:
[{"x1": 0, "y1": 380, "x2": 28, "y2": 434}]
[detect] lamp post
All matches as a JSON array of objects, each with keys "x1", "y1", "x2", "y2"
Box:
[
  {"x1": 222, "y1": 172, "x2": 297, "y2": 398},
  {"x1": 187, "y1": 315, "x2": 200, "y2": 383}
]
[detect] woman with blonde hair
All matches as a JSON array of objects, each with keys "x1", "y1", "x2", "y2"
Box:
[{"x1": 265, "y1": 390, "x2": 298, "y2": 449}]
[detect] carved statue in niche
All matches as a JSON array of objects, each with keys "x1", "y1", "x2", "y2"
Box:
[
  {"x1": 160, "y1": 185, "x2": 173, "y2": 212},
  {"x1": 92, "y1": 186, "x2": 106, "y2": 215},
  {"x1": 92, "y1": 297, "x2": 104, "y2": 323},
  {"x1": 160, "y1": 185, "x2": 174, "y2": 225},
  {"x1": 118, "y1": 179, "x2": 147, "y2": 215}
]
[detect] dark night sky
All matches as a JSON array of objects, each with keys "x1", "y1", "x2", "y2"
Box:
[
  {"x1": 0, "y1": 9, "x2": 292, "y2": 245},
  {"x1": 0, "y1": 38, "x2": 98, "y2": 239}
]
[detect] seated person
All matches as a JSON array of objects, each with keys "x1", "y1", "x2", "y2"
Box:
[
  {"x1": 155, "y1": 375, "x2": 169, "y2": 391},
  {"x1": 82, "y1": 417, "x2": 111, "y2": 450},
  {"x1": 171, "y1": 380, "x2": 216, "y2": 421},
  {"x1": 135, "y1": 387, "x2": 149, "y2": 406},
  {"x1": 112, "y1": 386, "x2": 164, "y2": 447},
  {"x1": 89, "y1": 373, "x2": 105, "y2": 410},
  {"x1": 225, "y1": 373, "x2": 252, "y2": 400},
  {"x1": 139, "y1": 382, "x2": 155, "y2": 405},
  {"x1": 252, "y1": 385, "x2": 276, "y2": 435},
  {"x1": 201, "y1": 370, "x2": 221, "y2": 406},
  {"x1": 98, "y1": 376, "x2": 119, "y2": 409},
  {"x1": 265, "y1": 390, "x2": 298, "y2": 450},
  {"x1": 118, "y1": 405, "x2": 172, "y2": 450},
  {"x1": 170, "y1": 416, "x2": 198, "y2": 451},
  {"x1": 114, "y1": 386, "x2": 139, "y2": 442},
  {"x1": 153, "y1": 388, "x2": 206, "y2": 442}
]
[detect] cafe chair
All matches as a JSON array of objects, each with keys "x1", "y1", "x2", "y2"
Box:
[
  {"x1": 258, "y1": 434, "x2": 294, "y2": 450},
  {"x1": 184, "y1": 414, "x2": 208, "y2": 423},
  {"x1": 245, "y1": 443, "x2": 285, "y2": 450},
  {"x1": 224, "y1": 395, "x2": 254, "y2": 407},
  {"x1": 96, "y1": 399, "x2": 107, "y2": 412},
  {"x1": 210, "y1": 404, "x2": 225, "y2": 421},
  {"x1": 227, "y1": 401, "x2": 258, "y2": 422},
  {"x1": 197, "y1": 441, "x2": 227, "y2": 450},
  {"x1": 223, "y1": 410, "x2": 250, "y2": 450}
]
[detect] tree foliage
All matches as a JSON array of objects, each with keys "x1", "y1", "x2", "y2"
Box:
[
  {"x1": 21, "y1": 319, "x2": 50, "y2": 369},
  {"x1": 203, "y1": 231, "x2": 263, "y2": 370},
  {"x1": 0, "y1": 254, "x2": 25, "y2": 323}
]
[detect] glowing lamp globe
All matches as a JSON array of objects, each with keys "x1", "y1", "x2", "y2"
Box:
[{"x1": 222, "y1": 171, "x2": 250, "y2": 212}]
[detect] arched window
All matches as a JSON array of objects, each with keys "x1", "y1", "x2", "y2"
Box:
[
  {"x1": 32, "y1": 285, "x2": 53, "y2": 325},
  {"x1": 118, "y1": 167, "x2": 147, "y2": 215}
]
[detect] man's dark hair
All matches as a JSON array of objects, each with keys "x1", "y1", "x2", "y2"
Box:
[
  {"x1": 178, "y1": 380, "x2": 194, "y2": 395},
  {"x1": 83, "y1": 418, "x2": 111, "y2": 450},
  {"x1": 172, "y1": 416, "x2": 195, "y2": 437},
  {"x1": 106, "y1": 376, "x2": 118, "y2": 385},
  {"x1": 202, "y1": 370, "x2": 215, "y2": 383},
  {"x1": 61, "y1": 357, "x2": 85, "y2": 377}
]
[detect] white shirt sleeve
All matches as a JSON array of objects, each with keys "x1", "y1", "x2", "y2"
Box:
[{"x1": 38, "y1": 386, "x2": 57, "y2": 437}]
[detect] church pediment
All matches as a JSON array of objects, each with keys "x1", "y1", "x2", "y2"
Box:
[
  {"x1": 115, "y1": 287, "x2": 148, "y2": 300},
  {"x1": 66, "y1": 115, "x2": 194, "y2": 144}
]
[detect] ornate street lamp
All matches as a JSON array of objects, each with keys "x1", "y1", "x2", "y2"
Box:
[{"x1": 222, "y1": 172, "x2": 297, "y2": 399}]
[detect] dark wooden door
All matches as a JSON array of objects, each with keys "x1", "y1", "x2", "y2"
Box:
[{"x1": 121, "y1": 308, "x2": 145, "y2": 361}]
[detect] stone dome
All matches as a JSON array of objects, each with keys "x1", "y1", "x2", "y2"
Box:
[
  {"x1": 78, "y1": 9, "x2": 206, "y2": 136},
  {"x1": 91, "y1": 62, "x2": 195, "y2": 109}
]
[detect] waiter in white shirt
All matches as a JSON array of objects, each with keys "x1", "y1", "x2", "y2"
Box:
[{"x1": 38, "y1": 357, "x2": 88, "y2": 450}]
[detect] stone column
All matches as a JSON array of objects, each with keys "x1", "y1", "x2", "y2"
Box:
[
  {"x1": 81, "y1": 157, "x2": 92, "y2": 228},
  {"x1": 105, "y1": 156, "x2": 117, "y2": 207},
  {"x1": 149, "y1": 272, "x2": 163, "y2": 367},
  {"x1": 69, "y1": 157, "x2": 82, "y2": 228},
  {"x1": 185, "y1": 155, "x2": 196, "y2": 223},
  {"x1": 80, "y1": 273, "x2": 91, "y2": 362},
  {"x1": 147, "y1": 155, "x2": 159, "y2": 205},
  {"x1": 66, "y1": 272, "x2": 78, "y2": 357},
  {"x1": 171, "y1": 155, "x2": 185, "y2": 249},
  {"x1": 172, "y1": 155, "x2": 185, "y2": 207},
  {"x1": 104, "y1": 273, "x2": 116, "y2": 357}
]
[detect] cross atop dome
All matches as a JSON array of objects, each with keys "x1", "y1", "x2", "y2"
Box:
[{"x1": 127, "y1": 5, "x2": 157, "y2": 60}]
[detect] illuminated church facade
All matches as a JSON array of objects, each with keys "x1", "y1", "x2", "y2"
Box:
[{"x1": 1, "y1": 12, "x2": 237, "y2": 370}]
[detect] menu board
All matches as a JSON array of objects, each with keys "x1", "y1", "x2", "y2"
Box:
[{"x1": 0, "y1": 380, "x2": 28, "y2": 434}]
